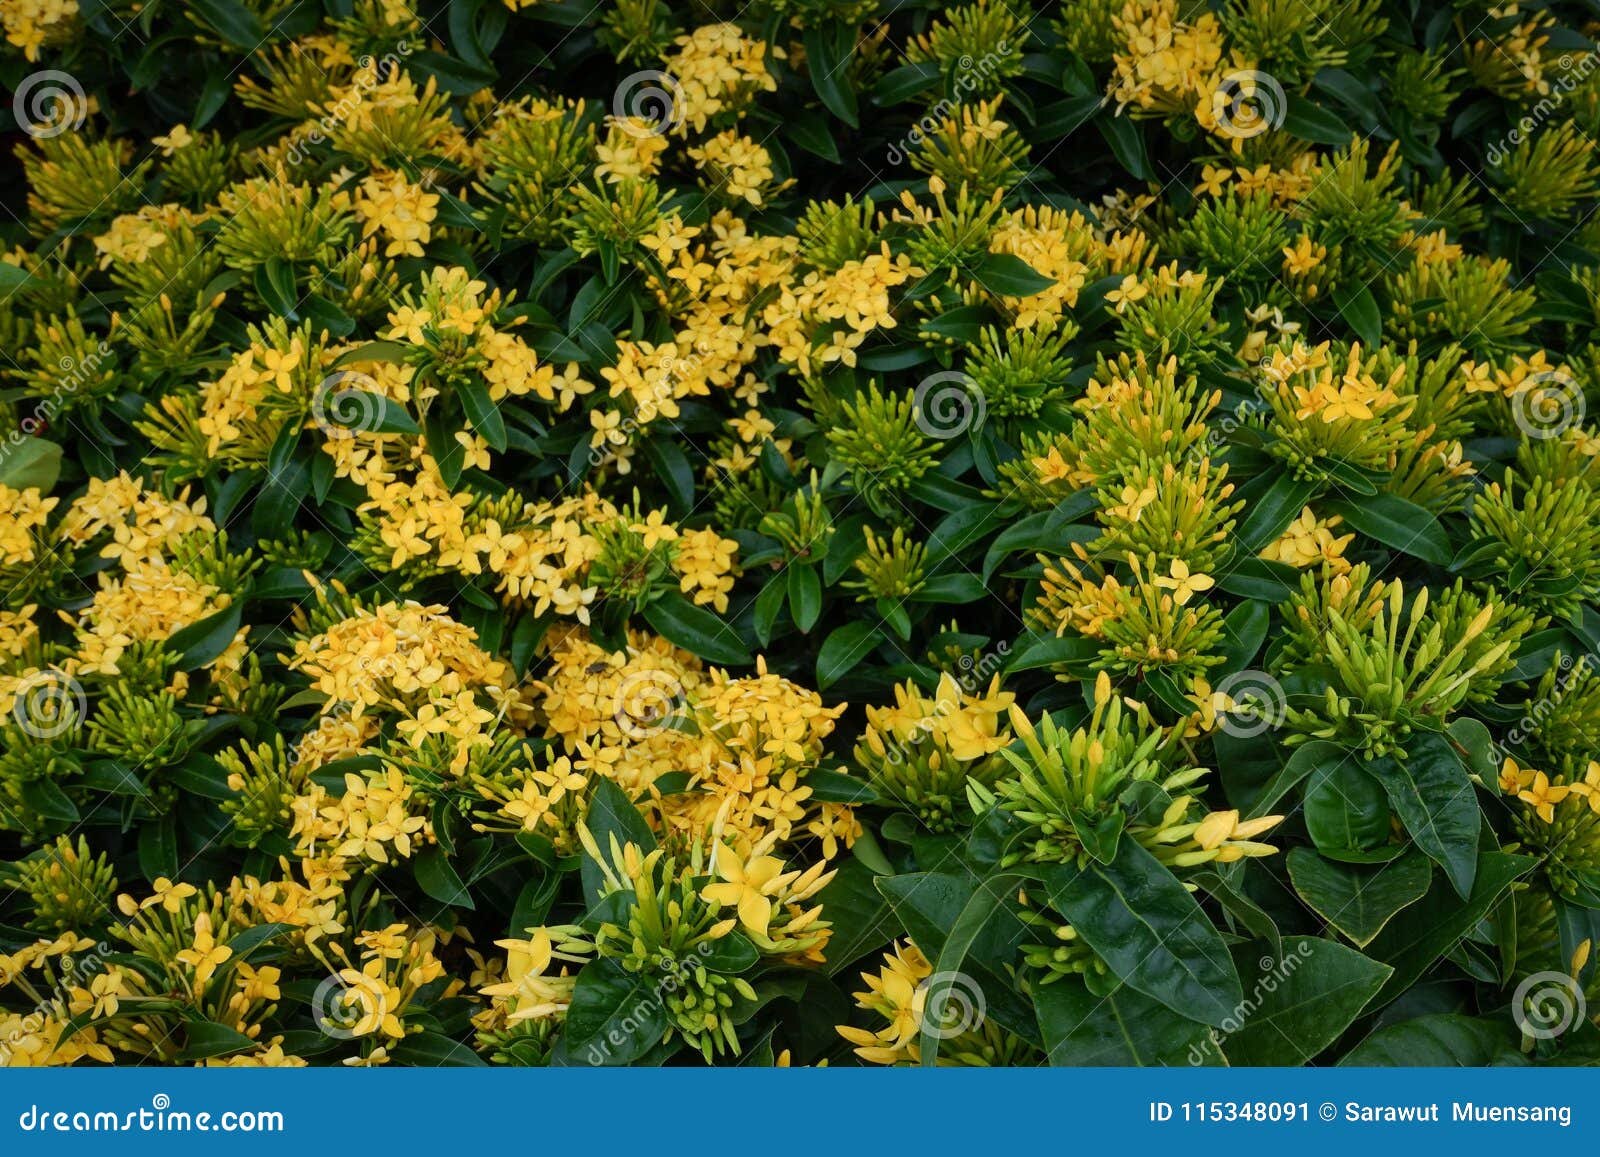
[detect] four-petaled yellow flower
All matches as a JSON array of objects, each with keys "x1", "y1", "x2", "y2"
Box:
[
  {"x1": 175, "y1": 912, "x2": 233, "y2": 987},
  {"x1": 702, "y1": 844, "x2": 791, "y2": 937},
  {"x1": 1153, "y1": 559, "x2": 1214, "y2": 605}
]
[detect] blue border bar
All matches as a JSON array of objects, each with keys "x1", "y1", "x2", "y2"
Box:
[{"x1": 0, "y1": 1068, "x2": 1592, "y2": 1153}]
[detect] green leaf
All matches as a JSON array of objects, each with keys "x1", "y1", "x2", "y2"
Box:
[
  {"x1": 1042, "y1": 840, "x2": 1242, "y2": 1027},
  {"x1": 1364, "y1": 850, "x2": 1534, "y2": 1003},
  {"x1": 1244, "y1": 738, "x2": 1342, "y2": 819},
  {"x1": 642, "y1": 592, "x2": 751, "y2": 666},
  {"x1": 457, "y1": 379, "x2": 507, "y2": 451},
  {"x1": 563, "y1": 956, "x2": 670, "y2": 1064},
  {"x1": 972, "y1": 253, "x2": 1055, "y2": 297},
  {"x1": 1004, "y1": 632, "x2": 1099, "y2": 674},
  {"x1": 253, "y1": 258, "x2": 299, "y2": 318},
  {"x1": 1446, "y1": 717, "x2": 1498, "y2": 782},
  {"x1": 1370, "y1": 732, "x2": 1480, "y2": 898},
  {"x1": 817, "y1": 621, "x2": 881, "y2": 688},
  {"x1": 580, "y1": 778, "x2": 658, "y2": 904},
  {"x1": 1096, "y1": 113, "x2": 1152, "y2": 180},
  {"x1": 138, "y1": 815, "x2": 178, "y2": 881},
  {"x1": 0, "y1": 437, "x2": 63, "y2": 492},
  {"x1": 818, "y1": 859, "x2": 894, "y2": 976},
  {"x1": 1323, "y1": 494, "x2": 1452, "y2": 566},
  {"x1": 919, "y1": 870, "x2": 1024, "y2": 1064},
  {"x1": 1304, "y1": 758, "x2": 1391, "y2": 857},
  {"x1": 1282, "y1": 94, "x2": 1353, "y2": 146},
  {"x1": 1215, "y1": 556, "x2": 1301, "y2": 603},
  {"x1": 1287, "y1": 848, "x2": 1433, "y2": 947},
  {"x1": 388, "y1": 1031, "x2": 489, "y2": 1065},
  {"x1": 224, "y1": 922, "x2": 293, "y2": 962},
  {"x1": 1217, "y1": 598, "x2": 1270, "y2": 673},
  {"x1": 414, "y1": 846, "x2": 474, "y2": 910},
  {"x1": 798, "y1": 767, "x2": 877, "y2": 804},
  {"x1": 168, "y1": 753, "x2": 237, "y2": 800},
  {"x1": 178, "y1": 1021, "x2": 257, "y2": 1062},
  {"x1": 699, "y1": 930, "x2": 759, "y2": 973},
  {"x1": 188, "y1": 0, "x2": 265, "y2": 47},
  {"x1": 0, "y1": 260, "x2": 30, "y2": 294},
  {"x1": 1220, "y1": 937, "x2": 1391, "y2": 1065},
  {"x1": 802, "y1": 24, "x2": 858, "y2": 127},
  {"x1": 875, "y1": 871, "x2": 1040, "y2": 1045},
  {"x1": 874, "y1": 61, "x2": 943, "y2": 105},
  {"x1": 786, "y1": 564, "x2": 822, "y2": 633},
  {"x1": 1332, "y1": 283, "x2": 1382, "y2": 347},
  {"x1": 1235, "y1": 471, "x2": 1316, "y2": 551},
  {"x1": 1340, "y1": 1013, "x2": 1527, "y2": 1066},
  {"x1": 1034, "y1": 977, "x2": 1220, "y2": 1066},
  {"x1": 21, "y1": 777, "x2": 79, "y2": 823},
  {"x1": 918, "y1": 304, "x2": 993, "y2": 344},
  {"x1": 166, "y1": 604, "x2": 243, "y2": 671},
  {"x1": 321, "y1": 389, "x2": 419, "y2": 436}
]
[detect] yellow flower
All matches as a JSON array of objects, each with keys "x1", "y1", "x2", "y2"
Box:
[
  {"x1": 1518, "y1": 771, "x2": 1571, "y2": 823},
  {"x1": 1105, "y1": 274, "x2": 1147, "y2": 313},
  {"x1": 175, "y1": 912, "x2": 233, "y2": 987},
  {"x1": 1500, "y1": 757, "x2": 1536, "y2": 795},
  {"x1": 702, "y1": 843, "x2": 792, "y2": 937},
  {"x1": 152, "y1": 124, "x2": 194, "y2": 155},
  {"x1": 1281, "y1": 234, "x2": 1326, "y2": 278},
  {"x1": 1152, "y1": 558, "x2": 1213, "y2": 605},
  {"x1": 124, "y1": 876, "x2": 198, "y2": 915}
]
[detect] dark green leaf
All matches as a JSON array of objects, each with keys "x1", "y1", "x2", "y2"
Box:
[
  {"x1": 642, "y1": 591, "x2": 752, "y2": 666},
  {"x1": 1042, "y1": 841, "x2": 1242, "y2": 1026},
  {"x1": 1371, "y1": 732, "x2": 1480, "y2": 898},
  {"x1": 1287, "y1": 848, "x2": 1433, "y2": 947},
  {"x1": 1221, "y1": 937, "x2": 1391, "y2": 1065}
]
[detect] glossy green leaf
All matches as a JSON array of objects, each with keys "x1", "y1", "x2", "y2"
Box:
[
  {"x1": 1041, "y1": 841, "x2": 1242, "y2": 1027},
  {"x1": 1287, "y1": 848, "x2": 1433, "y2": 946}
]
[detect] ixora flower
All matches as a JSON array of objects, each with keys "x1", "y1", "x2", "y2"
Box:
[{"x1": 6, "y1": 0, "x2": 1600, "y2": 1074}]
